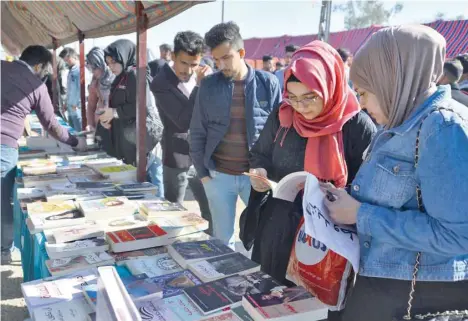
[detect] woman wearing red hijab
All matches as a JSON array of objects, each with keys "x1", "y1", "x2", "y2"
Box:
[{"x1": 246, "y1": 40, "x2": 375, "y2": 292}]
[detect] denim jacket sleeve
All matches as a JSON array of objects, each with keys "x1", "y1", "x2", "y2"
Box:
[
  {"x1": 357, "y1": 120, "x2": 468, "y2": 256},
  {"x1": 66, "y1": 68, "x2": 81, "y2": 108},
  {"x1": 271, "y1": 76, "x2": 282, "y2": 111},
  {"x1": 189, "y1": 83, "x2": 209, "y2": 178}
]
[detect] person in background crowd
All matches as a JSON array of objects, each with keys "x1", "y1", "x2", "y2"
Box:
[
  {"x1": 247, "y1": 41, "x2": 375, "y2": 299},
  {"x1": 438, "y1": 59, "x2": 468, "y2": 106},
  {"x1": 201, "y1": 56, "x2": 215, "y2": 70},
  {"x1": 275, "y1": 44, "x2": 299, "y2": 92},
  {"x1": 320, "y1": 25, "x2": 468, "y2": 321},
  {"x1": 190, "y1": 21, "x2": 282, "y2": 248},
  {"x1": 59, "y1": 47, "x2": 82, "y2": 131},
  {"x1": 275, "y1": 61, "x2": 284, "y2": 72},
  {"x1": 262, "y1": 55, "x2": 274, "y2": 73},
  {"x1": 43, "y1": 56, "x2": 68, "y2": 119},
  {"x1": 455, "y1": 53, "x2": 468, "y2": 93},
  {"x1": 102, "y1": 39, "x2": 163, "y2": 174},
  {"x1": 85, "y1": 47, "x2": 116, "y2": 132},
  {"x1": 1, "y1": 45, "x2": 86, "y2": 263},
  {"x1": 337, "y1": 48, "x2": 353, "y2": 87},
  {"x1": 149, "y1": 43, "x2": 173, "y2": 78},
  {"x1": 151, "y1": 31, "x2": 213, "y2": 231}
]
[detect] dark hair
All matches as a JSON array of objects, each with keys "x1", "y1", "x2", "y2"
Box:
[
  {"x1": 276, "y1": 61, "x2": 284, "y2": 68},
  {"x1": 455, "y1": 53, "x2": 468, "y2": 74},
  {"x1": 444, "y1": 60, "x2": 463, "y2": 83},
  {"x1": 205, "y1": 21, "x2": 244, "y2": 50},
  {"x1": 19, "y1": 45, "x2": 53, "y2": 67},
  {"x1": 173, "y1": 31, "x2": 205, "y2": 56},
  {"x1": 59, "y1": 47, "x2": 78, "y2": 59},
  {"x1": 285, "y1": 45, "x2": 299, "y2": 53},
  {"x1": 286, "y1": 74, "x2": 300, "y2": 83},
  {"x1": 159, "y1": 43, "x2": 172, "y2": 52},
  {"x1": 336, "y1": 48, "x2": 351, "y2": 63},
  {"x1": 263, "y1": 55, "x2": 273, "y2": 62}
]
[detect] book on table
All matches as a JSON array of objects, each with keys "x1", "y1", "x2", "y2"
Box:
[
  {"x1": 32, "y1": 297, "x2": 95, "y2": 321},
  {"x1": 138, "y1": 199, "x2": 188, "y2": 217},
  {"x1": 22, "y1": 173, "x2": 69, "y2": 188},
  {"x1": 147, "y1": 212, "x2": 209, "y2": 238},
  {"x1": 91, "y1": 214, "x2": 151, "y2": 233},
  {"x1": 45, "y1": 223, "x2": 104, "y2": 244},
  {"x1": 242, "y1": 171, "x2": 308, "y2": 202},
  {"x1": 187, "y1": 252, "x2": 260, "y2": 283},
  {"x1": 106, "y1": 224, "x2": 172, "y2": 253},
  {"x1": 110, "y1": 247, "x2": 167, "y2": 266},
  {"x1": 167, "y1": 239, "x2": 234, "y2": 268},
  {"x1": 117, "y1": 182, "x2": 158, "y2": 193},
  {"x1": 125, "y1": 253, "x2": 183, "y2": 278},
  {"x1": 183, "y1": 271, "x2": 283, "y2": 315},
  {"x1": 45, "y1": 237, "x2": 109, "y2": 259},
  {"x1": 242, "y1": 286, "x2": 329, "y2": 321},
  {"x1": 78, "y1": 196, "x2": 137, "y2": 220},
  {"x1": 93, "y1": 164, "x2": 137, "y2": 182},
  {"x1": 232, "y1": 306, "x2": 255, "y2": 321},
  {"x1": 46, "y1": 252, "x2": 115, "y2": 277}
]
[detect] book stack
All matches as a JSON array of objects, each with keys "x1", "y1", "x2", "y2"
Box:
[
  {"x1": 94, "y1": 164, "x2": 137, "y2": 182},
  {"x1": 26, "y1": 200, "x2": 87, "y2": 233}
]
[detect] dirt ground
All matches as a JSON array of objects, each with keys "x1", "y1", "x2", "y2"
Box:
[{"x1": 0, "y1": 189, "x2": 247, "y2": 320}]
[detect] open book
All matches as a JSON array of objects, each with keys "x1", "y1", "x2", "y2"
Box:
[{"x1": 243, "y1": 171, "x2": 308, "y2": 202}]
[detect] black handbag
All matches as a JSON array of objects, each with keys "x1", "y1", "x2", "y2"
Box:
[{"x1": 394, "y1": 108, "x2": 468, "y2": 321}]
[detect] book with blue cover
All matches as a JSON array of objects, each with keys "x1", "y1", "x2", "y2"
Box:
[
  {"x1": 167, "y1": 239, "x2": 234, "y2": 268},
  {"x1": 121, "y1": 270, "x2": 202, "y2": 302}
]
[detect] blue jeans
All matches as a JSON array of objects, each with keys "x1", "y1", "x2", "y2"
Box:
[
  {"x1": 202, "y1": 170, "x2": 250, "y2": 248},
  {"x1": 1, "y1": 145, "x2": 18, "y2": 253},
  {"x1": 146, "y1": 154, "x2": 164, "y2": 198},
  {"x1": 67, "y1": 107, "x2": 82, "y2": 131}
]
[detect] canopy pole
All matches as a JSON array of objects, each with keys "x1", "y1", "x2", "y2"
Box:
[
  {"x1": 135, "y1": 1, "x2": 148, "y2": 182},
  {"x1": 79, "y1": 31, "x2": 87, "y2": 130},
  {"x1": 51, "y1": 37, "x2": 59, "y2": 113}
]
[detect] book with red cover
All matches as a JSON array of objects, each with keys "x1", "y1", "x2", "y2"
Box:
[{"x1": 106, "y1": 224, "x2": 172, "y2": 253}]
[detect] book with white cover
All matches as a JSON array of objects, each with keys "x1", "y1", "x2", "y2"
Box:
[
  {"x1": 46, "y1": 224, "x2": 104, "y2": 244},
  {"x1": 26, "y1": 200, "x2": 77, "y2": 217},
  {"x1": 46, "y1": 252, "x2": 115, "y2": 277},
  {"x1": 28, "y1": 211, "x2": 87, "y2": 234},
  {"x1": 45, "y1": 238, "x2": 109, "y2": 259},
  {"x1": 21, "y1": 269, "x2": 98, "y2": 312},
  {"x1": 243, "y1": 171, "x2": 307, "y2": 202},
  {"x1": 17, "y1": 187, "x2": 46, "y2": 200},
  {"x1": 78, "y1": 197, "x2": 136, "y2": 220},
  {"x1": 125, "y1": 254, "x2": 183, "y2": 278},
  {"x1": 32, "y1": 297, "x2": 94, "y2": 321},
  {"x1": 22, "y1": 174, "x2": 69, "y2": 188},
  {"x1": 91, "y1": 214, "x2": 150, "y2": 233},
  {"x1": 149, "y1": 212, "x2": 209, "y2": 238},
  {"x1": 95, "y1": 266, "x2": 141, "y2": 321}
]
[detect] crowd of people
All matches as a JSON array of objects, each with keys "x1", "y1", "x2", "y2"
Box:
[{"x1": 2, "y1": 20, "x2": 468, "y2": 320}]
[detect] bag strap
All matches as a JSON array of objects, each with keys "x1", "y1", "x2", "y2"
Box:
[{"x1": 403, "y1": 107, "x2": 458, "y2": 320}]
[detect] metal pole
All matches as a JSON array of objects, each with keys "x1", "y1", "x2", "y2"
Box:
[
  {"x1": 325, "y1": 1, "x2": 332, "y2": 43},
  {"x1": 79, "y1": 31, "x2": 87, "y2": 130},
  {"x1": 221, "y1": 0, "x2": 225, "y2": 23},
  {"x1": 135, "y1": 1, "x2": 148, "y2": 182}
]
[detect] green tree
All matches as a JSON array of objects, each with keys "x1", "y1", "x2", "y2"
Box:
[
  {"x1": 455, "y1": 14, "x2": 465, "y2": 20},
  {"x1": 333, "y1": 1, "x2": 404, "y2": 30},
  {"x1": 435, "y1": 12, "x2": 445, "y2": 20}
]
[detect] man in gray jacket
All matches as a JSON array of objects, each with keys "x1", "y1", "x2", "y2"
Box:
[{"x1": 189, "y1": 22, "x2": 281, "y2": 248}]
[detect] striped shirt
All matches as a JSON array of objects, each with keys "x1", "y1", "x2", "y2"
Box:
[{"x1": 212, "y1": 80, "x2": 249, "y2": 175}]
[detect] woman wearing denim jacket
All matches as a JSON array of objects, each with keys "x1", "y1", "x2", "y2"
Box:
[{"x1": 321, "y1": 25, "x2": 468, "y2": 320}]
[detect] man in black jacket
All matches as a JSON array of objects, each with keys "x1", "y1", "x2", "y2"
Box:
[
  {"x1": 151, "y1": 31, "x2": 212, "y2": 231},
  {"x1": 148, "y1": 44, "x2": 173, "y2": 78}
]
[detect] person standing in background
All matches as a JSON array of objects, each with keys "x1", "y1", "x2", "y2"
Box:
[
  {"x1": 149, "y1": 43, "x2": 173, "y2": 78},
  {"x1": 1, "y1": 45, "x2": 86, "y2": 263},
  {"x1": 262, "y1": 55, "x2": 274, "y2": 73},
  {"x1": 59, "y1": 47, "x2": 82, "y2": 131},
  {"x1": 275, "y1": 44, "x2": 299, "y2": 92},
  {"x1": 337, "y1": 48, "x2": 353, "y2": 88},
  {"x1": 438, "y1": 60, "x2": 468, "y2": 106},
  {"x1": 190, "y1": 21, "x2": 282, "y2": 248},
  {"x1": 455, "y1": 53, "x2": 468, "y2": 93}
]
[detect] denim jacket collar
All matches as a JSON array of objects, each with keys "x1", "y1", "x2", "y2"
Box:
[{"x1": 387, "y1": 85, "x2": 451, "y2": 136}]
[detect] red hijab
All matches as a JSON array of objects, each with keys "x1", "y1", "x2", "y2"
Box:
[{"x1": 277, "y1": 41, "x2": 360, "y2": 188}]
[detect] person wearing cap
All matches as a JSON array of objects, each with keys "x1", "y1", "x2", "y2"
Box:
[
  {"x1": 455, "y1": 54, "x2": 468, "y2": 93},
  {"x1": 438, "y1": 59, "x2": 468, "y2": 106}
]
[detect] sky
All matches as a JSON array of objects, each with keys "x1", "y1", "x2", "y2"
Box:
[{"x1": 78, "y1": 0, "x2": 467, "y2": 56}]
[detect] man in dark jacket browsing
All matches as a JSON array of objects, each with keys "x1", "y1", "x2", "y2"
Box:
[
  {"x1": 189, "y1": 22, "x2": 282, "y2": 248},
  {"x1": 151, "y1": 32, "x2": 213, "y2": 231},
  {"x1": 1, "y1": 45, "x2": 86, "y2": 262}
]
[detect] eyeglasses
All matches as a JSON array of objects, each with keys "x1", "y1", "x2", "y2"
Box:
[{"x1": 284, "y1": 96, "x2": 319, "y2": 106}]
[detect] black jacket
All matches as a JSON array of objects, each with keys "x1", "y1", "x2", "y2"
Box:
[
  {"x1": 151, "y1": 63, "x2": 198, "y2": 169},
  {"x1": 245, "y1": 108, "x2": 376, "y2": 282},
  {"x1": 149, "y1": 59, "x2": 168, "y2": 78}
]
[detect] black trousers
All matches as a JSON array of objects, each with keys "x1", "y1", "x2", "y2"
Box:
[{"x1": 339, "y1": 275, "x2": 468, "y2": 321}]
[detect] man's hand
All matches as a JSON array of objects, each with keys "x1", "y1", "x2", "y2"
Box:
[
  {"x1": 73, "y1": 137, "x2": 88, "y2": 152},
  {"x1": 201, "y1": 176, "x2": 211, "y2": 184},
  {"x1": 196, "y1": 65, "x2": 212, "y2": 86}
]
